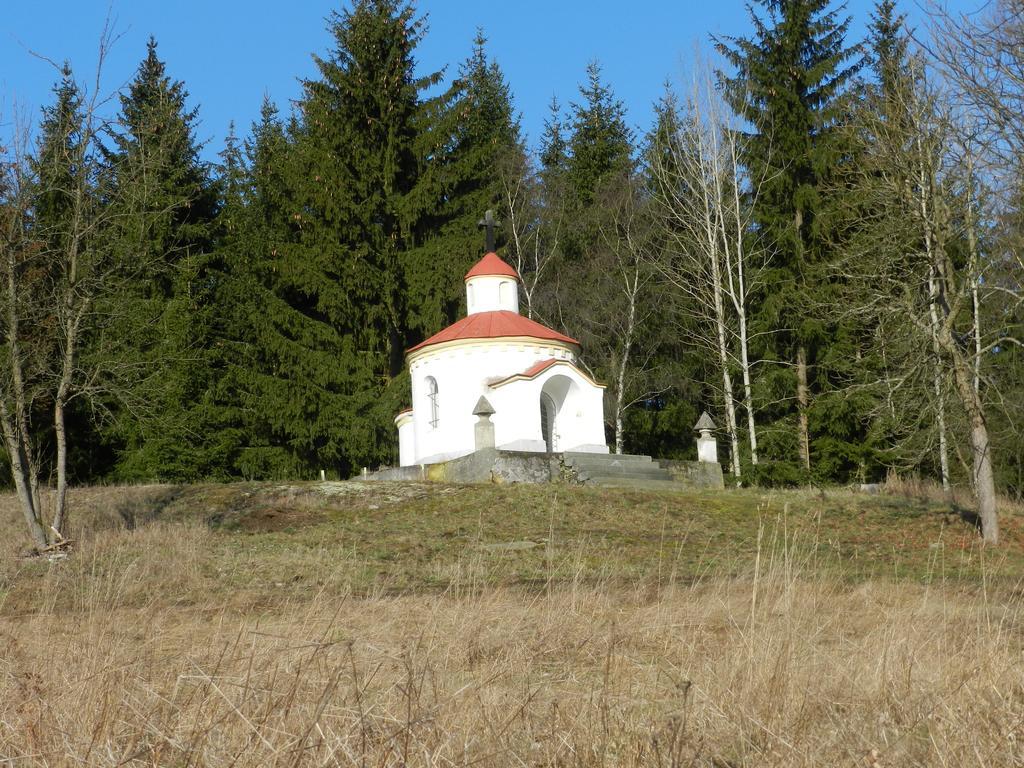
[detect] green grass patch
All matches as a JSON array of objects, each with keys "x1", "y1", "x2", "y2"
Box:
[{"x1": 2, "y1": 480, "x2": 1022, "y2": 615}]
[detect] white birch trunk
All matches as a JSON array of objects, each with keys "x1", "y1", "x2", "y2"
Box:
[
  {"x1": 916, "y1": 128, "x2": 951, "y2": 492},
  {"x1": 613, "y1": 267, "x2": 639, "y2": 456},
  {"x1": 711, "y1": 246, "x2": 741, "y2": 479},
  {"x1": 964, "y1": 161, "x2": 982, "y2": 395},
  {"x1": 726, "y1": 138, "x2": 758, "y2": 466}
]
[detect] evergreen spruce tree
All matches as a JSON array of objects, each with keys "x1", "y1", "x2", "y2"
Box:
[
  {"x1": 869, "y1": 0, "x2": 909, "y2": 106},
  {"x1": 107, "y1": 37, "x2": 217, "y2": 296},
  {"x1": 826, "y1": 0, "x2": 954, "y2": 483},
  {"x1": 536, "y1": 63, "x2": 634, "y2": 335},
  {"x1": 405, "y1": 28, "x2": 524, "y2": 337},
  {"x1": 545, "y1": 64, "x2": 649, "y2": 450},
  {"x1": 716, "y1": 0, "x2": 862, "y2": 481},
  {"x1": 262, "y1": 0, "x2": 444, "y2": 474},
  {"x1": 31, "y1": 62, "x2": 83, "y2": 356},
  {"x1": 539, "y1": 97, "x2": 569, "y2": 181},
  {"x1": 562, "y1": 62, "x2": 634, "y2": 263},
  {"x1": 524, "y1": 65, "x2": 641, "y2": 449},
  {"x1": 830, "y1": 0, "x2": 912, "y2": 479},
  {"x1": 32, "y1": 63, "x2": 82, "y2": 258},
  {"x1": 29, "y1": 64, "x2": 128, "y2": 483},
  {"x1": 567, "y1": 62, "x2": 633, "y2": 207},
  {"x1": 25, "y1": 65, "x2": 84, "y2": 482},
  {"x1": 102, "y1": 37, "x2": 221, "y2": 480},
  {"x1": 644, "y1": 87, "x2": 682, "y2": 190},
  {"x1": 521, "y1": 97, "x2": 570, "y2": 325},
  {"x1": 215, "y1": 98, "x2": 358, "y2": 478}
]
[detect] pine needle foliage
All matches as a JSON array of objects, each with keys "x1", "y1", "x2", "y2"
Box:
[
  {"x1": 101, "y1": 38, "x2": 221, "y2": 481},
  {"x1": 715, "y1": 0, "x2": 863, "y2": 481}
]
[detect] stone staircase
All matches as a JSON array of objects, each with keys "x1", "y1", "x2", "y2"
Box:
[{"x1": 562, "y1": 452, "x2": 679, "y2": 490}]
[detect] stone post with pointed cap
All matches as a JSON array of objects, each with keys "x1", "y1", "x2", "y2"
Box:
[
  {"x1": 695, "y1": 411, "x2": 718, "y2": 464},
  {"x1": 473, "y1": 396, "x2": 496, "y2": 450}
]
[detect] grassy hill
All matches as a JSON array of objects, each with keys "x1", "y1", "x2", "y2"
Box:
[
  {"x1": 3, "y1": 481, "x2": 1023, "y2": 612},
  {"x1": 2, "y1": 481, "x2": 1023, "y2": 765}
]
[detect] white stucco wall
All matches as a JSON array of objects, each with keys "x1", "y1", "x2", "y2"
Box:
[
  {"x1": 466, "y1": 275, "x2": 519, "y2": 315},
  {"x1": 405, "y1": 340, "x2": 606, "y2": 465},
  {"x1": 489, "y1": 366, "x2": 608, "y2": 454},
  {"x1": 395, "y1": 413, "x2": 415, "y2": 467}
]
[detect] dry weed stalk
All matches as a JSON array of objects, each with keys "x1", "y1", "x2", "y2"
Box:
[{"x1": 1, "y1": 514, "x2": 1022, "y2": 766}]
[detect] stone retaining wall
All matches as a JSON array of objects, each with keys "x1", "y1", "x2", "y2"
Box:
[
  {"x1": 362, "y1": 449, "x2": 556, "y2": 485},
  {"x1": 657, "y1": 459, "x2": 725, "y2": 490},
  {"x1": 364, "y1": 451, "x2": 724, "y2": 490}
]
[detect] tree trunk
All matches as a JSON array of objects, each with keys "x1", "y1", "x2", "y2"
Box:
[
  {"x1": 52, "y1": 398, "x2": 69, "y2": 537},
  {"x1": 699, "y1": 183, "x2": 741, "y2": 480},
  {"x1": 917, "y1": 131, "x2": 951, "y2": 492},
  {"x1": 3, "y1": 254, "x2": 49, "y2": 548},
  {"x1": 0, "y1": 403, "x2": 47, "y2": 549},
  {"x1": 943, "y1": 328, "x2": 999, "y2": 544},
  {"x1": 739, "y1": 311, "x2": 758, "y2": 466},
  {"x1": 726, "y1": 139, "x2": 758, "y2": 467},
  {"x1": 932, "y1": 352, "x2": 951, "y2": 491},
  {"x1": 965, "y1": 153, "x2": 982, "y2": 395},
  {"x1": 714, "y1": 302, "x2": 741, "y2": 480},
  {"x1": 881, "y1": 335, "x2": 897, "y2": 420},
  {"x1": 51, "y1": 316, "x2": 79, "y2": 537},
  {"x1": 929, "y1": 278, "x2": 951, "y2": 491},
  {"x1": 972, "y1": 280, "x2": 982, "y2": 394},
  {"x1": 614, "y1": 308, "x2": 634, "y2": 456},
  {"x1": 796, "y1": 346, "x2": 810, "y2": 472}
]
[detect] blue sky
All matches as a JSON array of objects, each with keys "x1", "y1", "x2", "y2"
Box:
[{"x1": 1, "y1": 1, "x2": 981, "y2": 162}]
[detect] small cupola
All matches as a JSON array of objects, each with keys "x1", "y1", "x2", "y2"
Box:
[{"x1": 465, "y1": 252, "x2": 520, "y2": 315}]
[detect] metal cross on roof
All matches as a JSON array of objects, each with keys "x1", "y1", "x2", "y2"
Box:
[{"x1": 478, "y1": 209, "x2": 499, "y2": 252}]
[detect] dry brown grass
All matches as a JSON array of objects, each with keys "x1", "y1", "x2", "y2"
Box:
[
  {"x1": 882, "y1": 471, "x2": 1024, "y2": 518},
  {"x1": 2, "y1": 501, "x2": 1024, "y2": 766}
]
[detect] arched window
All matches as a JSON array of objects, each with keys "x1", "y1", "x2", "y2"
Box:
[
  {"x1": 499, "y1": 280, "x2": 512, "y2": 305},
  {"x1": 467, "y1": 283, "x2": 475, "y2": 310},
  {"x1": 426, "y1": 376, "x2": 439, "y2": 428}
]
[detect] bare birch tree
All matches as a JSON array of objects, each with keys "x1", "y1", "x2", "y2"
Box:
[
  {"x1": 916, "y1": 111, "x2": 953, "y2": 492},
  {"x1": 1, "y1": 71, "x2": 108, "y2": 548},
  {"x1": 0, "y1": 116, "x2": 51, "y2": 548},
  {"x1": 837, "y1": 52, "x2": 1004, "y2": 543},
  {"x1": 924, "y1": 0, "x2": 1024, "y2": 538},
  {"x1": 648, "y1": 76, "x2": 766, "y2": 480},
  {"x1": 498, "y1": 150, "x2": 560, "y2": 319},
  {"x1": 1, "y1": 28, "x2": 173, "y2": 550},
  {"x1": 596, "y1": 173, "x2": 661, "y2": 455},
  {"x1": 549, "y1": 167, "x2": 665, "y2": 456}
]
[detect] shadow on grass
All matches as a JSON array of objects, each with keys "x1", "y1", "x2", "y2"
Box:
[
  {"x1": 954, "y1": 503, "x2": 983, "y2": 534},
  {"x1": 114, "y1": 486, "x2": 185, "y2": 530}
]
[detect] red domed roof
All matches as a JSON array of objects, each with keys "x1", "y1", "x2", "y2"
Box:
[
  {"x1": 465, "y1": 252, "x2": 519, "y2": 280},
  {"x1": 407, "y1": 310, "x2": 577, "y2": 355}
]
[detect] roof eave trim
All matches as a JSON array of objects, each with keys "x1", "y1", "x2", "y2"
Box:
[
  {"x1": 488, "y1": 358, "x2": 606, "y2": 390},
  {"x1": 405, "y1": 334, "x2": 579, "y2": 364},
  {"x1": 463, "y1": 272, "x2": 519, "y2": 282}
]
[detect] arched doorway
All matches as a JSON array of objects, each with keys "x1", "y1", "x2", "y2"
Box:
[
  {"x1": 540, "y1": 392, "x2": 557, "y2": 452},
  {"x1": 539, "y1": 374, "x2": 577, "y2": 453}
]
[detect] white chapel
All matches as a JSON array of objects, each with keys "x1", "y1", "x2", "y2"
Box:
[{"x1": 394, "y1": 251, "x2": 609, "y2": 466}]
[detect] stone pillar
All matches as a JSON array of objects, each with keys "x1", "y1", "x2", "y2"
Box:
[
  {"x1": 694, "y1": 411, "x2": 718, "y2": 464},
  {"x1": 473, "y1": 396, "x2": 496, "y2": 451}
]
